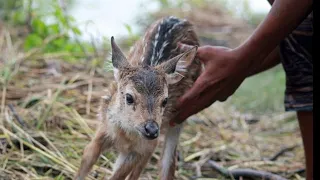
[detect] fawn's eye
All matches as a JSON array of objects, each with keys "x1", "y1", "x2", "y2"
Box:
[
  {"x1": 126, "y1": 94, "x2": 134, "y2": 105},
  {"x1": 162, "y1": 98, "x2": 168, "y2": 107}
]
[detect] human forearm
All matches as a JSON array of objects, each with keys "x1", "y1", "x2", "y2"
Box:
[
  {"x1": 235, "y1": 0, "x2": 312, "y2": 67},
  {"x1": 247, "y1": 46, "x2": 281, "y2": 77}
]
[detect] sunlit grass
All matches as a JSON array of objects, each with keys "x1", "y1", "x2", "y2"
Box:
[{"x1": 227, "y1": 65, "x2": 286, "y2": 115}]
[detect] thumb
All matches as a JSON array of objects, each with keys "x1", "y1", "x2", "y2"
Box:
[{"x1": 196, "y1": 46, "x2": 216, "y2": 64}]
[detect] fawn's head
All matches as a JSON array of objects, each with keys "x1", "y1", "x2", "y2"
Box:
[{"x1": 109, "y1": 37, "x2": 196, "y2": 140}]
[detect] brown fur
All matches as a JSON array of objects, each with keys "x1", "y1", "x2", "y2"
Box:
[{"x1": 75, "y1": 16, "x2": 201, "y2": 180}]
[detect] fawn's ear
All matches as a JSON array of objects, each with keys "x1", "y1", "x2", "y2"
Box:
[
  {"x1": 111, "y1": 36, "x2": 130, "y2": 81},
  {"x1": 156, "y1": 45, "x2": 197, "y2": 85}
]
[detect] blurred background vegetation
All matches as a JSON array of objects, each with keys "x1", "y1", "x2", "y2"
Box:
[
  {"x1": 1, "y1": 0, "x2": 303, "y2": 180},
  {"x1": 0, "y1": 0, "x2": 285, "y2": 115}
]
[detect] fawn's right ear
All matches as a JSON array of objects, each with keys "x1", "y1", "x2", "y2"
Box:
[
  {"x1": 156, "y1": 45, "x2": 197, "y2": 85},
  {"x1": 111, "y1": 36, "x2": 130, "y2": 81}
]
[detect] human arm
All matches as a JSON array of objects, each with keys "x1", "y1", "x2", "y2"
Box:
[
  {"x1": 234, "y1": 0, "x2": 312, "y2": 69},
  {"x1": 247, "y1": 46, "x2": 281, "y2": 77},
  {"x1": 170, "y1": 0, "x2": 313, "y2": 125}
]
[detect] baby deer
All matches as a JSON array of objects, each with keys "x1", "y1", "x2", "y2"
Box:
[{"x1": 75, "y1": 16, "x2": 201, "y2": 180}]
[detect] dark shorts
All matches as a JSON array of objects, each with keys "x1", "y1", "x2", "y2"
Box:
[{"x1": 279, "y1": 12, "x2": 313, "y2": 112}]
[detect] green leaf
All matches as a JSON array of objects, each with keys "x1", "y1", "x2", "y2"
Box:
[
  {"x1": 124, "y1": 23, "x2": 132, "y2": 35},
  {"x1": 67, "y1": 15, "x2": 76, "y2": 22},
  {"x1": 158, "y1": 0, "x2": 170, "y2": 8},
  {"x1": 54, "y1": 8, "x2": 67, "y2": 27},
  {"x1": 2, "y1": 66, "x2": 11, "y2": 81},
  {"x1": 70, "y1": 44, "x2": 82, "y2": 53},
  {"x1": 31, "y1": 19, "x2": 47, "y2": 37},
  {"x1": 55, "y1": 174, "x2": 65, "y2": 180},
  {"x1": 48, "y1": 24, "x2": 60, "y2": 34},
  {"x1": 24, "y1": 34, "x2": 43, "y2": 51},
  {"x1": 71, "y1": 27, "x2": 82, "y2": 35},
  {"x1": 12, "y1": 10, "x2": 25, "y2": 25},
  {"x1": 63, "y1": 43, "x2": 75, "y2": 52},
  {"x1": 52, "y1": 38, "x2": 66, "y2": 48}
]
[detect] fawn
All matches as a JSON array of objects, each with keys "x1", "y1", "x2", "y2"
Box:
[{"x1": 75, "y1": 16, "x2": 202, "y2": 180}]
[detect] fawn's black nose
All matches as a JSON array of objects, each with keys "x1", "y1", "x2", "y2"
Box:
[{"x1": 144, "y1": 120, "x2": 159, "y2": 140}]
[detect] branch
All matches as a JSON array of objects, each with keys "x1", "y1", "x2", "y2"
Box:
[
  {"x1": 207, "y1": 160, "x2": 288, "y2": 180},
  {"x1": 26, "y1": 0, "x2": 33, "y2": 33},
  {"x1": 268, "y1": 145, "x2": 299, "y2": 161}
]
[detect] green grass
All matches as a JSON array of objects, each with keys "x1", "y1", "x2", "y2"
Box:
[{"x1": 226, "y1": 65, "x2": 286, "y2": 115}]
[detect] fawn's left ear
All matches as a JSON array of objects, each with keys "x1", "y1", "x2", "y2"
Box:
[
  {"x1": 156, "y1": 45, "x2": 197, "y2": 84},
  {"x1": 111, "y1": 36, "x2": 130, "y2": 81}
]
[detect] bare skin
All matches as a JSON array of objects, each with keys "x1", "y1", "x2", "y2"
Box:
[
  {"x1": 297, "y1": 111, "x2": 313, "y2": 180},
  {"x1": 170, "y1": 0, "x2": 313, "y2": 179}
]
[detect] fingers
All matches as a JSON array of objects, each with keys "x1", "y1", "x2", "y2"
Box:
[
  {"x1": 216, "y1": 78, "x2": 244, "y2": 102},
  {"x1": 171, "y1": 87, "x2": 220, "y2": 125},
  {"x1": 176, "y1": 73, "x2": 211, "y2": 108},
  {"x1": 171, "y1": 78, "x2": 242, "y2": 126},
  {"x1": 170, "y1": 77, "x2": 210, "y2": 126},
  {"x1": 178, "y1": 43, "x2": 215, "y2": 64}
]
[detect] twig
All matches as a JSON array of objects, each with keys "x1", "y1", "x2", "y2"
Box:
[
  {"x1": 290, "y1": 168, "x2": 305, "y2": 174},
  {"x1": 285, "y1": 168, "x2": 305, "y2": 179},
  {"x1": 207, "y1": 160, "x2": 288, "y2": 180},
  {"x1": 26, "y1": 0, "x2": 33, "y2": 33},
  {"x1": 1, "y1": 84, "x2": 6, "y2": 117},
  {"x1": 268, "y1": 145, "x2": 299, "y2": 161},
  {"x1": 37, "y1": 78, "x2": 67, "y2": 129},
  {"x1": 8, "y1": 104, "x2": 27, "y2": 128},
  {"x1": 86, "y1": 68, "x2": 95, "y2": 115},
  {"x1": 90, "y1": 33, "x2": 99, "y2": 59}
]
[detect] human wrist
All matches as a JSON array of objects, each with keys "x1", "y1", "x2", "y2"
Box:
[
  {"x1": 230, "y1": 45, "x2": 260, "y2": 76},
  {"x1": 225, "y1": 47, "x2": 252, "y2": 79},
  {"x1": 245, "y1": 46, "x2": 281, "y2": 77},
  {"x1": 232, "y1": 28, "x2": 278, "y2": 76},
  {"x1": 237, "y1": 34, "x2": 272, "y2": 61}
]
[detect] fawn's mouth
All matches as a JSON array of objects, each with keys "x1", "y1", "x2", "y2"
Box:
[
  {"x1": 137, "y1": 128, "x2": 159, "y2": 140},
  {"x1": 144, "y1": 131, "x2": 159, "y2": 140},
  {"x1": 137, "y1": 121, "x2": 159, "y2": 140}
]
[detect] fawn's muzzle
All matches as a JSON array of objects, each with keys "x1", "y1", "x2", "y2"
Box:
[{"x1": 143, "y1": 120, "x2": 159, "y2": 140}]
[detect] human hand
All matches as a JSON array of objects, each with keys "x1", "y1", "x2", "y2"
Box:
[{"x1": 170, "y1": 44, "x2": 249, "y2": 126}]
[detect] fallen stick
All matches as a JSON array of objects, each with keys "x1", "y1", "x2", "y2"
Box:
[
  {"x1": 207, "y1": 160, "x2": 288, "y2": 180},
  {"x1": 268, "y1": 145, "x2": 299, "y2": 161},
  {"x1": 286, "y1": 168, "x2": 305, "y2": 178}
]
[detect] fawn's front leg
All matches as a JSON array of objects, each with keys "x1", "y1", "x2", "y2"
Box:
[
  {"x1": 107, "y1": 152, "x2": 142, "y2": 180},
  {"x1": 159, "y1": 124, "x2": 183, "y2": 180},
  {"x1": 75, "y1": 127, "x2": 112, "y2": 180},
  {"x1": 126, "y1": 142, "x2": 157, "y2": 180}
]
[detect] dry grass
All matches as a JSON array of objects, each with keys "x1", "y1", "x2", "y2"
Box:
[{"x1": 0, "y1": 2, "x2": 306, "y2": 180}]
